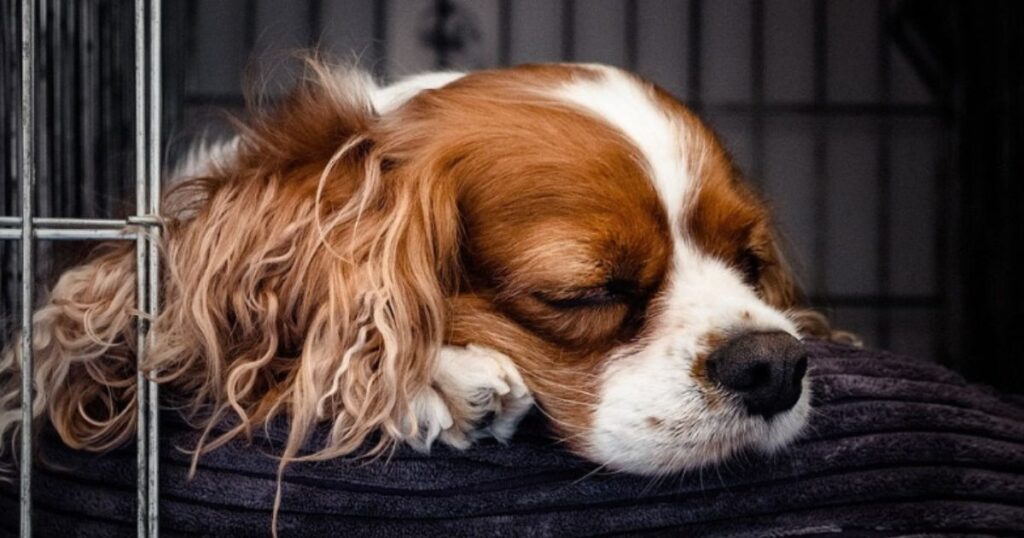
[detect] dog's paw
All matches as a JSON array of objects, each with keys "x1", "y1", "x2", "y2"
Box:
[{"x1": 407, "y1": 345, "x2": 534, "y2": 452}]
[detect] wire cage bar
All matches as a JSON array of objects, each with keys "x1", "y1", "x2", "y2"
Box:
[
  {"x1": 17, "y1": 0, "x2": 35, "y2": 535},
  {"x1": 138, "y1": 0, "x2": 161, "y2": 534},
  {"x1": 1, "y1": 0, "x2": 163, "y2": 535}
]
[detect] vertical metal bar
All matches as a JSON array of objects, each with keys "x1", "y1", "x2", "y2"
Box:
[
  {"x1": 561, "y1": 0, "x2": 575, "y2": 61},
  {"x1": 497, "y1": 0, "x2": 512, "y2": 66},
  {"x1": 750, "y1": 0, "x2": 765, "y2": 186},
  {"x1": 624, "y1": 0, "x2": 638, "y2": 72},
  {"x1": 35, "y1": 0, "x2": 49, "y2": 294},
  {"x1": 431, "y1": 0, "x2": 453, "y2": 70},
  {"x1": 688, "y1": 0, "x2": 702, "y2": 110},
  {"x1": 133, "y1": 0, "x2": 150, "y2": 535},
  {"x1": 18, "y1": 0, "x2": 36, "y2": 535},
  {"x1": 1, "y1": 0, "x2": 10, "y2": 317},
  {"x1": 372, "y1": 0, "x2": 388, "y2": 79},
  {"x1": 875, "y1": 0, "x2": 892, "y2": 349},
  {"x1": 243, "y1": 0, "x2": 257, "y2": 59},
  {"x1": 146, "y1": 1, "x2": 162, "y2": 535},
  {"x1": 307, "y1": 0, "x2": 322, "y2": 47},
  {"x1": 183, "y1": 0, "x2": 198, "y2": 97},
  {"x1": 79, "y1": 0, "x2": 96, "y2": 219},
  {"x1": 812, "y1": 0, "x2": 828, "y2": 296},
  {"x1": 97, "y1": 1, "x2": 111, "y2": 216},
  {"x1": 935, "y1": 89, "x2": 954, "y2": 363}
]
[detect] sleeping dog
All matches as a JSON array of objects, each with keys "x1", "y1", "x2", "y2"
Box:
[{"x1": 1, "y1": 60, "x2": 844, "y2": 505}]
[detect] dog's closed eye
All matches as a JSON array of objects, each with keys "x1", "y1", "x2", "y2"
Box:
[{"x1": 534, "y1": 279, "x2": 639, "y2": 310}]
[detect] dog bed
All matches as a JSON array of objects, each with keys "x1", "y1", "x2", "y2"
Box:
[{"x1": 2, "y1": 340, "x2": 1022, "y2": 536}]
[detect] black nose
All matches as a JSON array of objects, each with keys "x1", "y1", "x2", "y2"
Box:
[{"x1": 705, "y1": 331, "x2": 808, "y2": 419}]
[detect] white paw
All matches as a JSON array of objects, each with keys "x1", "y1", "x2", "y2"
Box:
[{"x1": 407, "y1": 344, "x2": 534, "y2": 452}]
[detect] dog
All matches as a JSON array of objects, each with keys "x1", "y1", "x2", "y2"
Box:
[{"x1": 1, "y1": 59, "x2": 840, "y2": 494}]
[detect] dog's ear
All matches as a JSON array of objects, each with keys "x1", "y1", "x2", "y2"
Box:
[
  {"x1": 296, "y1": 137, "x2": 462, "y2": 450},
  {"x1": 141, "y1": 60, "x2": 464, "y2": 470},
  {"x1": 255, "y1": 81, "x2": 463, "y2": 459}
]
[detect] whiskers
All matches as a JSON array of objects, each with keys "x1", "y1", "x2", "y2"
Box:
[{"x1": 569, "y1": 462, "x2": 618, "y2": 486}]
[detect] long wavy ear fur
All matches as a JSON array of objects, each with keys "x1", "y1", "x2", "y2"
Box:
[
  {"x1": 0, "y1": 243, "x2": 139, "y2": 475},
  {"x1": 0, "y1": 58, "x2": 461, "y2": 501}
]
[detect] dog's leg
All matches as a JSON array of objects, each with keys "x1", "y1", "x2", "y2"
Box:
[{"x1": 406, "y1": 345, "x2": 534, "y2": 452}]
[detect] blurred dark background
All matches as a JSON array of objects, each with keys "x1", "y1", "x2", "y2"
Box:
[{"x1": 2, "y1": 0, "x2": 1023, "y2": 392}]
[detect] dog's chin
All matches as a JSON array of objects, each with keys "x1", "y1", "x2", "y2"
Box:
[{"x1": 582, "y1": 389, "x2": 812, "y2": 477}]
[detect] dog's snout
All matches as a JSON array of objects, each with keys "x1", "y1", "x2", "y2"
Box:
[{"x1": 705, "y1": 331, "x2": 808, "y2": 419}]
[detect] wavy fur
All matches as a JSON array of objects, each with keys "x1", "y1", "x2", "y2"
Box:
[{"x1": 1, "y1": 60, "x2": 458, "y2": 512}]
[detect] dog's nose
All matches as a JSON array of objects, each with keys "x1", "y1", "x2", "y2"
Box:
[{"x1": 705, "y1": 331, "x2": 808, "y2": 419}]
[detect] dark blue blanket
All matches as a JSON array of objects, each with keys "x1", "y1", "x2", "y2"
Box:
[{"x1": 2, "y1": 341, "x2": 1023, "y2": 536}]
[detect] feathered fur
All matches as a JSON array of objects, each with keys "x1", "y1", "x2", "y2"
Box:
[{"x1": 1, "y1": 60, "x2": 459, "y2": 498}]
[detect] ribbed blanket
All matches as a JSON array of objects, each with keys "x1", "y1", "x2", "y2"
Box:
[{"x1": 2, "y1": 341, "x2": 1022, "y2": 536}]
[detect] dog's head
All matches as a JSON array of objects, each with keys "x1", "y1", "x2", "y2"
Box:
[
  {"x1": 169, "y1": 61, "x2": 822, "y2": 475},
  {"x1": 361, "y1": 63, "x2": 815, "y2": 473}
]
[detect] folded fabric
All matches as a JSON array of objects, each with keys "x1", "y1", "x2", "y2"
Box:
[{"x1": 2, "y1": 341, "x2": 1022, "y2": 536}]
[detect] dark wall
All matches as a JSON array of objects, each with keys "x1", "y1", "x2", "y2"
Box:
[{"x1": 951, "y1": 1, "x2": 1024, "y2": 390}]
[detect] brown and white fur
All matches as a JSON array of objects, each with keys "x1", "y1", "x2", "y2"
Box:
[{"x1": 1, "y1": 59, "x2": 844, "y2": 507}]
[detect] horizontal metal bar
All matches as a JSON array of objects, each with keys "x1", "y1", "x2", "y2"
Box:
[
  {"x1": 809, "y1": 294, "x2": 942, "y2": 309},
  {"x1": 181, "y1": 94, "x2": 951, "y2": 119},
  {"x1": 696, "y1": 102, "x2": 949, "y2": 118},
  {"x1": 0, "y1": 216, "x2": 130, "y2": 229},
  {"x1": 0, "y1": 228, "x2": 138, "y2": 240},
  {"x1": 0, "y1": 216, "x2": 161, "y2": 229},
  {"x1": 128, "y1": 215, "x2": 163, "y2": 227},
  {"x1": 181, "y1": 93, "x2": 249, "y2": 108}
]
